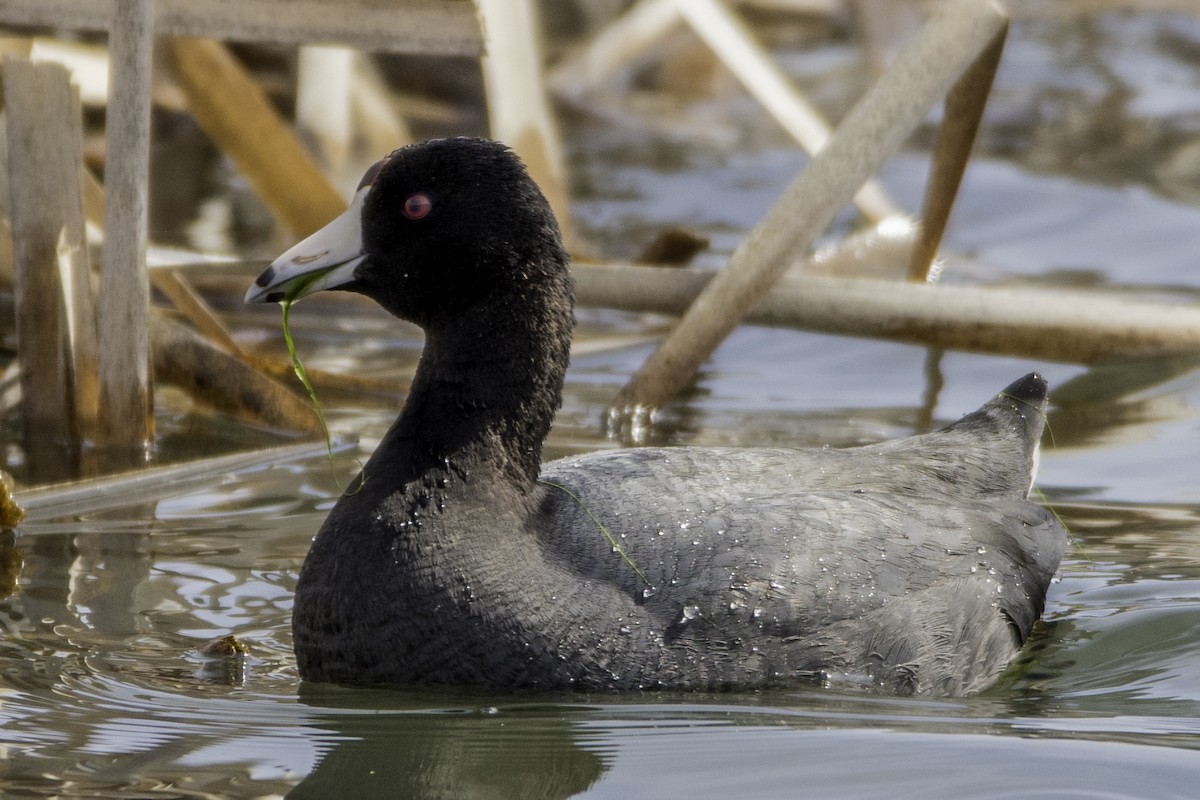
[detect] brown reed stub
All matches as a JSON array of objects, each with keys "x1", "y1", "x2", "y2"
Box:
[
  {"x1": 3, "y1": 57, "x2": 93, "y2": 476},
  {"x1": 0, "y1": 471, "x2": 25, "y2": 530}
]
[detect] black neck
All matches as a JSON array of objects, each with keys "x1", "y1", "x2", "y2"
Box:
[{"x1": 360, "y1": 279, "x2": 573, "y2": 499}]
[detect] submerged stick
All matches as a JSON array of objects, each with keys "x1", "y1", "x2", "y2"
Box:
[
  {"x1": 18, "y1": 440, "x2": 349, "y2": 522},
  {"x1": 150, "y1": 314, "x2": 320, "y2": 433},
  {"x1": 575, "y1": 263, "x2": 1200, "y2": 364},
  {"x1": 610, "y1": 0, "x2": 1008, "y2": 419}
]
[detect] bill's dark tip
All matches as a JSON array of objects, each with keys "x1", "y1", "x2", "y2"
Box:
[{"x1": 254, "y1": 266, "x2": 277, "y2": 288}]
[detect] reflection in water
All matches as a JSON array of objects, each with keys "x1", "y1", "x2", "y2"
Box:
[
  {"x1": 915, "y1": 348, "x2": 945, "y2": 434},
  {"x1": 1048, "y1": 353, "x2": 1200, "y2": 450},
  {"x1": 1005, "y1": 501, "x2": 1200, "y2": 721},
  {"x1": 291, "y1": 689, "x2": 605, "y2": 800}
]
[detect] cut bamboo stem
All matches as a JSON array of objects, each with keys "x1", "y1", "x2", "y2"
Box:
[
  {"x1": 98, "y1": 0, "x2": 155, "y2": 450},
  {"x1": 610, "y1": 0, "x2": 1009, "y2": 417},
  {"x1": 672, "y1": 0, "x2": 900, "y2": 223},
  {"x1": 165, "y1": 36, "x2": 347, "y2": 237},
  {"x1": 907, "y1": 19, "x2": 1007, "y2": 281},
  {"x1": 574, "y1": 264, "x2": 1200, "y2": 364}
]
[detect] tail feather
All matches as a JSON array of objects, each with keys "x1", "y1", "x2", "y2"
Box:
[{"x1": 939, "y1": 372, "x2": 1048, "y2": 498}]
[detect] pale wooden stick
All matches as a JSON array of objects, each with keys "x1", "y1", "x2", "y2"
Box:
[
  {"x1": 477, "y1": 0, "x2": 570, "y2": 235},
  {"x1": 97, "y1": 0, "x2": 155, "y2": 449},
  {"x1": 611, "y1": 0, "x2": 1009, "y2": 416},
  {"x1": 574, "y1": 264, "x2": 1200, "y2": 364},
  {"x1": 673, "y1": 0, "x2": 900, "y2": 223},
  {"x1": 165, "y1": 36, "x2": 347, "y2": 237},
  {"x1": 349, "y1": 53, "x2": 413, "y2": 156},
  {"x1": 297, "y1": 44, "x2": 355, "y2": 179},
  {"x1": 0, "y1": 0, "x2": 484, "y2": 56}
]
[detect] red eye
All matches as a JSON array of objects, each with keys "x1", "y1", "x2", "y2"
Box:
[{"x1": 403, "y1": 193, "x2": 433, "y2": 220}]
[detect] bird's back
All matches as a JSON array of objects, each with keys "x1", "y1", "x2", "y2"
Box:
[{"x1": 535, "y1": 375, "x2": 1065, "y2": 693}]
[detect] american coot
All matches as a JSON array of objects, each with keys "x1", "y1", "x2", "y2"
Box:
[{"x1": 246, "y1": 137, "x2": 1066, "y2": 695}]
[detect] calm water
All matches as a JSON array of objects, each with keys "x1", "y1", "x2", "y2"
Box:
[{"x1": 6, "y1": 8, "x2": 1200, "y2": 798}]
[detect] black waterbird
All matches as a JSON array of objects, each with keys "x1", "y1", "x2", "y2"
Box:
[{"x1": 246, "y1": 137, "x2": 1066, "y2": 695}]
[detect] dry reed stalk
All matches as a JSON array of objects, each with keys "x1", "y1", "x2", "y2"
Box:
[
  {"x1": 549, "y1": 0, "x2": 898, "y2": 222},
  {"x1": 297, "y1": 45, "x2": 355, "y2": 179},
  {"x1": 81, "y1": 164, "x2": 245, "y2": 355},
  {"x1": 672, "y1": 0, "x2": 900, "y2": 223},
  {"x1": 97, "y1": 0, "x2": 154, "y2": 450},
  {"x1": 575, "y1": 264, "x2": 1200, "y2": 364},
  {"x1": 549, "y1": 0, "x2": 681, "y2": 99},
  {"x1": 610, "y1": 0, "x2": 1010, "y2": 419},
  {"x1": 150, "y1": 314, "x2": 320, "y2": 434},
  {"x1": 907, "y1": 20, "x2": 1007, "y2": 281},
  {"x1": 19, "y1": 440, "x2": 344, "y2": 519}
]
